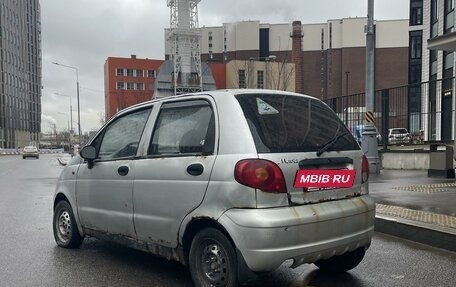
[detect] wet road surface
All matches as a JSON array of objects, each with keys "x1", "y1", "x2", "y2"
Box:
[{"x1": 0, "y1": 154, "x2": 455, "y2": 286}]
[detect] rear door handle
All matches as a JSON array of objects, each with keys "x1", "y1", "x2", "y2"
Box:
[
  {"x1": 187, "y1": 163, "x2": 204, "y2": 176},
  {"x1": 118, "y1": 166, "x2": 129, "y2": 176}
]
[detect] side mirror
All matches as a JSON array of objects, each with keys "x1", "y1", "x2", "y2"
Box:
[{"x1": 80, "y1": 146, "x2": 97, "y2": 169}]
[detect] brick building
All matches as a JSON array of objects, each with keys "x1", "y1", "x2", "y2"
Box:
[
  {"x1": 104, "y1": 56, "x2": 164, "y2": 119},
  {"x1": 165, "y1": 18, "x2": 410, "y2": 100},
  {"x1": 106, "y1": 18, "x2": 409, "y2": 119}
]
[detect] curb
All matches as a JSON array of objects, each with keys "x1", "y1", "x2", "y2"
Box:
[
  {"x1": 375, "y1": 215, "x2": 456, "y2": 252},
  {"x1": 0, "y1": 152, "x2": 21, "y2": 155}
]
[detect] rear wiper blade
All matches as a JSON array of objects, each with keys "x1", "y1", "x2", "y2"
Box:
[{"x1": 316, "y1": 131, "x2": 349, "y2": 157}]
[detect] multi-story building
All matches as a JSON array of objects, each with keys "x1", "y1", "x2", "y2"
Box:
[
  {"x1": 415, "y1": 0, "x2": 455, "y2": 142},
  {"x1": 108, "y1": 18, "x2": 409, "y2": 119},
  {"x1": 0, "y1": 0, "x2": 42, "y2": 148},
  {"x1": 104, "y1": 56, "x2": 228, "y2": 119},
  {"x1": 166, "y1": 18, "x2": 409, "y2": 100},
  {"x1": 104, "y1": 56, "x2": 164, "y2": 119}
]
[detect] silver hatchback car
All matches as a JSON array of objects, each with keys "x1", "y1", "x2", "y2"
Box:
[{"x1": 53, "y1": 90, "x2": 375, "y2": 287}]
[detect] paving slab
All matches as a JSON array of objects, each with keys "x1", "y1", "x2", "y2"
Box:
[{"x1": 370, "y1": 169, "x2": 456, "y2": 251}]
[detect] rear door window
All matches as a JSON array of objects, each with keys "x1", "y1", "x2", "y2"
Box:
[
  {"x1": 235, "y1": 93, "x2": 359, "y2": 153},
  {"x1": 148, "y1": 100, "x2": 215, "y2": 156}
]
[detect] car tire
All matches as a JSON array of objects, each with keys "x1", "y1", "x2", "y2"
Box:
[
  {"x1": 22, "y1": 156, "x2": 25, "y2": 159},
  {"x1": 314, "y1": 247, "x2": 366, "y2": 273},
  {"x1": 53, "y1": 201, "x2": 84, "y2": 248},
  {"x1": 189, "y1": 228, "x2": 238, "y2": 287}
]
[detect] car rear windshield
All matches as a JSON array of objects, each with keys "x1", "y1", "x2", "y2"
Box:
[
  {"x1": 235, "y1": 93, "x2": 360, "y2": 153},
  {"x1": 392, "y1": 129, "x2": 408, "y2": 134}
]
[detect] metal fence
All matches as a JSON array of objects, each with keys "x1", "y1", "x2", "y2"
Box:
[{"x1": 323, "y1": 77, "x2": 455, "y2": 145}]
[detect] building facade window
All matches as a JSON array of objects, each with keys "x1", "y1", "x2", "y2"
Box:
[
  {"x1": 442, "y1": 51, "x2": 454, "y2": 95},
  {"x1": 238, "y1": 69, "x2": 246, "y2": 88},
  {"x1": 136, "y1": 82, "x2": 144, "y2": 90},
  {"x1": 445, "y1": 0, "x2": 455, "y2": 33},
  {"x1": 135, "y1": 69, "x2": 144, "y2": 77},
  {"x1": 116, "y1": 82, "x2": 125, "y2": 90},
  {"x1": 442, "y1": 51, "x2": 454, "y2": 140},
  {"x1": 126, "y1": 82, "x2": 134, "y2": 90},
  {"x1": 147, "y1": 70, "x2": 155, "y2": 78},
  {"x1": 409, "y1": 64, "x2": 422, "y2": 84},
  {"x1": 430, "y1": 49, "x2": 438, "y2": 76},
  {"x1": 431, "y1": 0, "x2": 439, "y2": 38},
  {"x1": 257, "y1": 70, "x2": 264, "y2": 89},
  {"x1": 126, "y1": 69, "x2": 134, "y2": 77},
  {"x1": 208, "y1": 31, "x2": 213, "y2": 59},
  {"x1": 410, "y1": 31, "x2": 422, "y2": 59},
  {"x1": 116, "y1": 68, "x2": 124, "y2": 76},
  {"x1": 410, "y1": 0, "x2": 423, "y2": 26},
  {"x1": 429, "y1": 50, "x2": 438, "y2": 140},
  {"x1": 329, "y1": 22, "x2": 333, "y2": 49}
]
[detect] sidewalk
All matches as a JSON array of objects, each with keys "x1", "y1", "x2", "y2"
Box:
[{"x1": 369, "y1": 169, "x2": 456, "y2": 252}]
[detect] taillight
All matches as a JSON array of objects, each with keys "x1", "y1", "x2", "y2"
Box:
[
  {"x1": 362, "y1": 155, "x2": 369, "y2": 183},
  {"x1": 234, "y1": 159, "x2": 287, "y2": 193}
]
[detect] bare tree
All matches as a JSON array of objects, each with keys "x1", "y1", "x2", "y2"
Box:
[
  {"x1": 269, "y1": 52, "x2": 295, "y2": 91},
  {"x1": 229, "y1": 57, "x2": 294, "y2": 91},
  {"x1": 97, "y1": 112, "x2": 106, "y2": 127},
  {"x1": 229, "y1": 60, "x2": 256, "y2": 88}
]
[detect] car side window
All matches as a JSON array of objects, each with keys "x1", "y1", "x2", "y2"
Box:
[
  {"x1": 148, "y1": 100, "x2": 215, "y2": 156},
  {"x1": 98, "y1": 108, "x2": 151, "y2": 160}
]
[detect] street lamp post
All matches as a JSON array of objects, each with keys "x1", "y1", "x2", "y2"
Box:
[
  {"x1": 57, "y1": 112, "x2": 72, "y2": 152},
  {"x1": 54, "y1": 93, "x2": 73, "y2": 134},
  {"x1": 52, "y1": 62, "x2": 81, "y2": 142}
]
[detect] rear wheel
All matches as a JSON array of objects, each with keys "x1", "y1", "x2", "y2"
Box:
[
  {"x1": 53, "y1": 201, "x2": 84, "y2": 248},
  {"x1": 189, "y1": 228, "x2": 238, "y2": 287},
  {"x1": 314, "y1": 248, "x2": 366, "y2": 273}
]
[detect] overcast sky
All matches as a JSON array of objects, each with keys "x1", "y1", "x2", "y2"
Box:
[{"x1": 40, "y1": 0, "x2": 409, "y2": 133}]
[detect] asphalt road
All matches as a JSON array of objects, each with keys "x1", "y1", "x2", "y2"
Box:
[{"x1": 0, "y1": 154, "x2": 455, "y2": 287}]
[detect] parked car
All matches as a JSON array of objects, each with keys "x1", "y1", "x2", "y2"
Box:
[
  {"x1": 22, "y1": 146, "x2": 39, "y2": 159},
  {"x1": 388, "y1": 128, "x2": 411, "y2": 145},
  {"x1": 351, "y1": 124, "x2": 382, "y2": 144},
  {"x1": 52, "y1": 90, "x2": 375, "y2": 287}
]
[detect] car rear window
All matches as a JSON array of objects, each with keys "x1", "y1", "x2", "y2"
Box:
[
  {"x1": 235, "y1": 93, "x2": 360, "y2": 153},
  {"x1": 392, "y1": 129, "x2": 408, "y2": 134}
]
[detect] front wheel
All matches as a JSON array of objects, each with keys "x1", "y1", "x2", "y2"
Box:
[
  {"x1": 189, "y1": 228, "x2": 238, "y2": 287},
  {"x1": 53, "y1": 201, "x2": 84, "y2": 248},
  {"x1": 314, "y1": 247, "x2": 366, "y2": 273}
]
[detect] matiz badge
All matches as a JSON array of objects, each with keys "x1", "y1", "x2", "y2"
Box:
[{"x1": 294, "y1": 169, "x2": 356, "y2": 188}]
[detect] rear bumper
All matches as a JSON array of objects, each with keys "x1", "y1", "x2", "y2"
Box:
[
  {"x1": 218, "y1": 195, "x2": 375, "y2": 272},
  {"x1": 23, "y1": 153, "x2": 39, "y2": 157}
]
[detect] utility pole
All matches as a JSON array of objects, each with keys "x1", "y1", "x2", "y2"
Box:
[{"x1": 362, "y1": 0, "x2": 380, "y2": 173}]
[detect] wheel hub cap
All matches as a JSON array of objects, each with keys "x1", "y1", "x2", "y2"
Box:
[
  {"x1": 57, "y1": 211, "x2": 72, "y2": 242},
  {"x1": 201, "y1": 243, "x2": 228, "y2": 286}
]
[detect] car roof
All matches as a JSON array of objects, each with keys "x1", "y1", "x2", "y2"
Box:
[{"x1": 113, "y1": 89, "x2": 316, "y2": 118}]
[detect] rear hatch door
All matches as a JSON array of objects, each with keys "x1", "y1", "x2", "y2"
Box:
[{"x1": 235, "y1": 92, "x2": 363, "y2": 207}]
